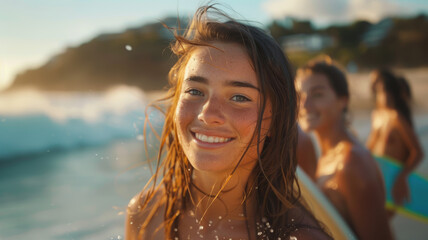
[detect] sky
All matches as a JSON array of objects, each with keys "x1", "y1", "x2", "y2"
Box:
[{"x1": 1, "y1": 0, "x2": 427, "y2": 91}]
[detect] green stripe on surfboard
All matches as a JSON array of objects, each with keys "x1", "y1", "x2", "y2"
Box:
[{"x1": 374, "y1": 155, "x2": 428, "y2": 223}]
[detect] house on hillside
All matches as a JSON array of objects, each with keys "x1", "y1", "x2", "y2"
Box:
[
  {"x1": 281, "y1": 34, "x2": 334, "y2": 52},
  {"x1": 362, "y1": 18, "x2": 393, "y2": 47}
]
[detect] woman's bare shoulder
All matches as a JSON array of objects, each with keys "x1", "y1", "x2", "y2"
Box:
[
  {"x1": 337, "y1": 143, "x2": 384, "y2": 193},
  {"x1": 125, "y1": 186, "x2": 166, "y2": 240}
]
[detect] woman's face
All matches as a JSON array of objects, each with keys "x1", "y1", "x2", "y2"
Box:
[
  {"x1": 296, "y1": 72, "x2": 347, "y2": 132},
  {"x1": 174, "y1": 42, "x2": 271, "y2": 174},
  {"x1": 371, "y1": 73, "x2": 388, "y2": 108}
]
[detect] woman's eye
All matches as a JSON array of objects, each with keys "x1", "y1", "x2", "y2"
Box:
[
  {"x1": 185, "y1": 89, "x2": 203, "y2": 96},
  {"x1": 312, "y1": 92, "x2": 323, "y2": 98},
  {"x1": 231, "y1": 95, "x2": 250, "y2": 102}
]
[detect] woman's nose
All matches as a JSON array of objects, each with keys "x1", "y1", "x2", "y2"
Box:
[{"x1": 197, "y1": 96, "x2": 226, "y2": 125}]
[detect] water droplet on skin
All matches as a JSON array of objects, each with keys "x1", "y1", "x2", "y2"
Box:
[
  {"x1": 130, "y1": 222, "x2": 133, "y2": 224},
  {"x1": 257, "y1": 231, "x2": 263, "y2": 236},
  {"x1": 218, "y1": 216, "x2": 222, "y2": 219},
  {"x1": 290, "y1": 236, "x2": 297, "y2": 240},
  {"x1": 230, "y1": 226, "x2": 234, "y2": 229},
  {"x1": 228, "y1": 219, "x2": 231, "y2": 222},
  {"x1": 270, "y1": 229, "x2": 274, "y2": 233},
  {"x1": 291, "y1": 218, "x2": 295, "y2": 222},
  {"x1": 262, "y1": 217, "x2": 267, "y2": 223},
  {"x1": 199, "y1": 226, "x2": 204, "y2": 230},
  {"x1": 174, "y1": 228, "x2": 178, "y2": 232},
  {"x1": 189, "y1": 226, "x2": 193, "y2": 229},
  {"x1": 125, "y1": 45, "x2": 133, "y2": 51}
]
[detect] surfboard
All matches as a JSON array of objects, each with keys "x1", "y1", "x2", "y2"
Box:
[
  {"x1": 374, "y1": 156, "x2": 428, "y2": 223},
  {"x1": 296, "y1": 167, "x2": 357, "y2": 240}
]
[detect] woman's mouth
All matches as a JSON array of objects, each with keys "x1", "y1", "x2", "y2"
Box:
[{"x1": 194, "y1": 132, "x2": 233, "y2": 143}]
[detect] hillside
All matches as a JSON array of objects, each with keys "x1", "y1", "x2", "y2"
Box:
[{"x1": 8, "y1": 18, "x2": 181, "y2": 92}]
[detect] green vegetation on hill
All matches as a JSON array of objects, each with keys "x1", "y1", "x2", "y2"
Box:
[{"x1": 270, "y1": 14, "x2": 428, "y2": 69}]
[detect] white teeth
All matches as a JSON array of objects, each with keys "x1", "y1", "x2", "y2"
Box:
[{"x1": 195, "y1": 133, "x2": 231, "y2": 143}]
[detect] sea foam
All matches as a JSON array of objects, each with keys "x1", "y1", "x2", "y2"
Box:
[{"x1": 0, "y1": 86, "x2": 149, "y2": 160}]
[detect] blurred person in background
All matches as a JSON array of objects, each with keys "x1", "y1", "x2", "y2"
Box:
[
  {"x1": 296, "y1": 59, "x2": 393, "y2": 239},
  {"x1": 125, "y1": 5, "x2": 331, "y2": 240},
  {"x1": 366, "y1": 69, "x2": 424, "y2": 217}
]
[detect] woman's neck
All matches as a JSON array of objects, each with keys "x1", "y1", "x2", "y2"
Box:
[
  {"x1": 190, "y1": 167, "x2": 255, "y2": 222},
  {"x1": 314, "y1": 123, "x2": 351, "y2": 156}
]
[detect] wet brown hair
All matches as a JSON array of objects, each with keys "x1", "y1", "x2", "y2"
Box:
[
  {"x1": 371, "y1": 68, "x2": 413, "y2": 127},
  {"x1": 137, "y1": 5, "x2": 302, "y2": 239}
]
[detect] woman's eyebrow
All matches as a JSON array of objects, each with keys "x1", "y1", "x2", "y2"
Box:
[
  {"x1": 226, "y1": 80, "x2": 260, "y2": 92},
  {"x1": 185, "y1": 75, "x2": 260, "y2": 92},
  {"x1": 185, "y1": 76, "x2": 207, "y2": 84},
  {"x1": 310, "y1": 85, "x2": 326, "y2": 91}
]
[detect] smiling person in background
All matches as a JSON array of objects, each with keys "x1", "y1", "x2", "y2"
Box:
[
  {"x1": 296, "y1": 59, "x2": 393, "y2": 239},
  {"x1": 125, "y1": 5, "x2": 330, "y2": 240},
  {"x1": 366, "y1": 69, "x2": 424, "y2": 216}
]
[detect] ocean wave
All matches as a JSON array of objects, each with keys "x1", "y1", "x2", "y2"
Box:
[{"x1": 0, "y1": 86, "x2": 152, "y2": 160}]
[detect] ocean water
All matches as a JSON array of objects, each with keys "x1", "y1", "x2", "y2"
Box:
[{"x1": 0, "y1": 88, "x2": 427, "y2": 239}]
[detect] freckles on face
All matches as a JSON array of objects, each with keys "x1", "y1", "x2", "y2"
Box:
[
  {"x1": 174, "y1": 42, "x2": 271, "y2": 174},
  {"x1": 296, "y1": 72, "x2": 343, "y2": 132}
]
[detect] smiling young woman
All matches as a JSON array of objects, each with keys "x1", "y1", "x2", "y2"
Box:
[
  {"x1": 125, "y1": 5, "x2": 331, "y2": 240},
  {"x1": 296, "y1": 60, "x2": 393, "y2": 240}
]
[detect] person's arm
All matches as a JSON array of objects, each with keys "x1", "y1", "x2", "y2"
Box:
[
  {"x1": 395, "y1": 115, "x2": 424, "y2": 176},
  {"x1": 366, "y1": 112, "x2": 379, "y2": 150},
  {"x1": 338, "y1": 152, "x2": 393, "y2": 240},
  {"x1": 391, "y1": 115, "x2": 424, "y2": 204}
]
